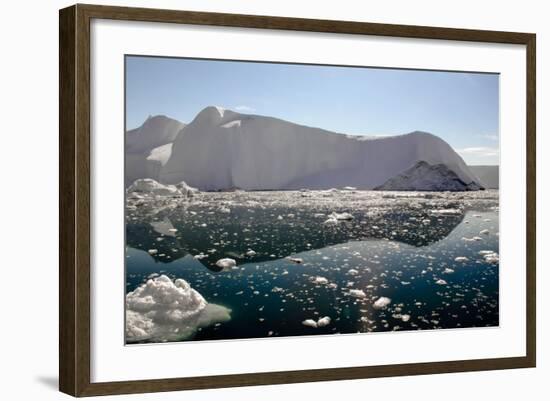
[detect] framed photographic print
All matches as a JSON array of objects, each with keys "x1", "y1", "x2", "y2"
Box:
[{"x1": 59, "y1": 4, "x2": 536, "y2": 397}]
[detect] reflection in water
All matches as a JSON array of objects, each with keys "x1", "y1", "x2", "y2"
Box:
[{"x1": 125, "y1": 190, "x2": 499, "y2": 343}]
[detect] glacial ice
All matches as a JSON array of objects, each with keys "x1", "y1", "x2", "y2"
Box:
[{"x1": 124, "y1": 107, "x2": 483, "y2": 191}]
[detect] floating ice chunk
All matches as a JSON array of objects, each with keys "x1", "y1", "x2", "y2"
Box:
[
  {"x1": 277, "y1": 215, "x2": 284, "y2": 220},
  {"x1": 401, "y1": 314, "x2": 411, "y2": 322},
  {"x1": 349, "y1": 289, "x2": 367, "y2": 299},
  {"x1": 194, "y1": 253, "x2": 208, "y2": 260},
  {"x1": 431, "y1": 208, "x2": 462, "y2": 215},
  {"x1": 215, "y1": 258, "x2": 237, "y2": 270},
  {"x1": 462, "y1": 236, "x2": 482, "y2": 242},
  {"x1": 347, "y1": 269, "x2": 359, "y2": 276},
  {"x1": 175, "y1": 181, "x2": 199, "y2": 198},
  {"x1": 443, "y1": 268, "x2": 455, "y2": 274},
  {"x1": 286, "y1": 257, "x2": 303, "y2": 264},
  {"x1": 126, "y1": 275, "x2": 231, "y2": 342},
  {"x1": 329, "y1": 212, "x2": 354, "y2": 220},
  {"x1": 373, "y1": 296, "x2": 391, "y2": 309},
  {"x1": 303, "y1": 316, "x2": 331, "y2": 328},
  {"x1": 302, "y1": 319, "x2": 318, "y2": 328},
  {"x1": 480, "y1": 229, "x2": 490, "y2": 235},
  {"x1": 246, "y1": 250, "x2": 257, "y2": 257},
  {"x1": 435, "y1": 279, "x2": 448, "y2": 285},
  {"x1": 323, "y1": 216, "x2": 339, "y2": 225},
  {"x1": 454, "y1": 256, "x2": 469, "y2": 262},
  {"x1": 219, "y1": 206, "x2": 231, "y2": 213},
  {"x1": 479, "y1": 250, "x2": 495, "y2": 255},
  {"x1": 147, "y1": 249, "x2": 158, "y2": 255},
  {"x1": 127, "y1": 179, "x2": 178, "y2": 196},
  {"x1": 483, "y1": 252, "x2": 499, "y2": 263},
  {"x1": 311, "y1": 276, "x2": 329, "y2": 285},
  {"x1": 342, "y1": 186, "x2": 357, "y2": 191}
]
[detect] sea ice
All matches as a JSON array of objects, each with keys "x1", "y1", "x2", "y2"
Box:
[
  {"x1": 373, "y1": 296, "x2": 392, "y2": 309},
  {"x1": 215, "y1": 258, "x2": 237, "y2": 270},
  {"x1": 349, "y1": 289, "x2": 367, "y2": 299}
]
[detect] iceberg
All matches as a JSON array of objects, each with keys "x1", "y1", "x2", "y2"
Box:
[{"x1": 126, "y1": 107, "x2": 483, "y2": 191}]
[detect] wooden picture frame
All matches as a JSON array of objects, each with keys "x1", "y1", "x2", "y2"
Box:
[{"x1": 59, "y1": 3, "x2": 536, "y2": 397}]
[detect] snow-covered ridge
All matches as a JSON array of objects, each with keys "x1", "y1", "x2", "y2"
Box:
[{"x1": 126, "y1": 106, "x2": 482, "y2": 191}]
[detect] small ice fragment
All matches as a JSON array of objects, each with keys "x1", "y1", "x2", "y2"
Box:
[
  {"x1": 373, "y1": 297, "x2": 392, "y2": 309},
  {"x1": 215, "y1": 258, "x2": 237, "y2": 270},
  {"x1": 317, "y1": 316, "x2": 331, "y2": 327},
  {"x1": 349, "y1": 289, "x2": 367, "y2": 299},
  {"x1": 483, "y1": 252, "x2": 499, "y2": 263},
  {"x1": 302, "y1": 319, "x2": 318, "y2": 328},
  {"x1": 401, "y1": 314, "x2": 411, "y2": 322},
  {"x1": 480, "y1": 229, "x2": 490, "y2": 235},
  {"x1": 435, "y1": 279, "x2": 448, "y2": 285},
  {"x1": 479, "y1": 250, "x2": 494, "y2": 255},
  {"x1": 443, "y1": 268, "x2": 454, "y2": 274},
  {"x1": 454, "y1": 257, "x2": 469, "y2": 262},
  {"x1": 312, "y1": 276, "x2": 329, "y2": 285},
  {"x1": 147, "y1": 249, "x2": 158, "y2": 255},
  {"x1": 329, "y1": 212, "x2": 354, "y2": 220},
  {"x1": 347, "y1": 269, "x2": 359, "y2": 276},
  {"x1": 246, "y1": 250, "x2": 257, "y2": 257}
]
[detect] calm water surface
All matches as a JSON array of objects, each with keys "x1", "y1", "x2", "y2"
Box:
[{"x1": 125, "y1": 189, "x2": 499, "y2": 343}]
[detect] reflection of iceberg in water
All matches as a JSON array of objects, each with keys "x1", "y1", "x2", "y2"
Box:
[{"x1": 124, "y1": 190, "x2": 498, "y2": 273}]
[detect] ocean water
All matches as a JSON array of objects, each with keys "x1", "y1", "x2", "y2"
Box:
[{"x1": 125, "y1": 189, "x2": 499, "y2": 343}]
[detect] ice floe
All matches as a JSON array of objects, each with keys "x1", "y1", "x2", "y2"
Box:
[
  {"x1": 373, "y1": 296, "x2": 392, "y2": 309},
  {"x1": 302, "y1": 316, "x2": 331, "y2": 328},
  {"x1": 349, "y1": 289, "x2": 367, "y2": 299},
  {"x1": 126, "y1": 275, "x2": 231, "y2": 342}
]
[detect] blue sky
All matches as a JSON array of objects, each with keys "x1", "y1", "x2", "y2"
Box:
[{"x1": 126, "y1": 56, "x2": 499, "y2": 165}]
